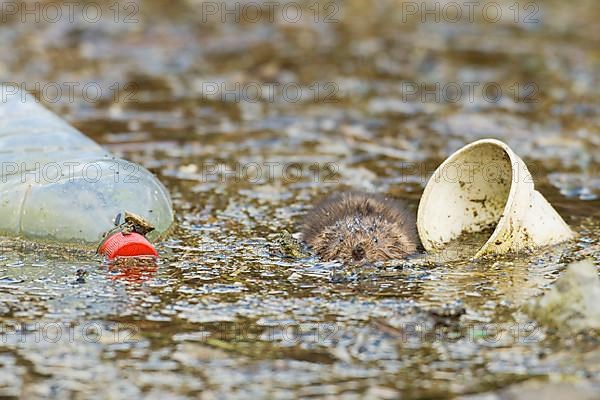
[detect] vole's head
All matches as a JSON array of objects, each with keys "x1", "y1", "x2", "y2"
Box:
[{"x1": 312, "y1": 214, "x2": 417, "y2": 263}]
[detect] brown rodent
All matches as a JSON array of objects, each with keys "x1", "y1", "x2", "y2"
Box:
[{"x1": 302, "y1": 191, "x2": 419, "y2": 263}]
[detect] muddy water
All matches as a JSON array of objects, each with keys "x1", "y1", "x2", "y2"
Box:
[{"x1": 0, "y1": 0, "x2": 599, "y2": 398}]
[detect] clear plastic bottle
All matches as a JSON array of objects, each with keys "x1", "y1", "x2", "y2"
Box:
[{"x1": 0, "y1": 88, "x2": 173, "y2": 247}]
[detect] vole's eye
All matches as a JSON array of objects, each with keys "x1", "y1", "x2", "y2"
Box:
[{"x1": 373, "y1": 237, "x2": 378, "y2": 243}]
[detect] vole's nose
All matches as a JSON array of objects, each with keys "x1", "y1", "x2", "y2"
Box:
[{"x1": 352, "y1": 244, "x2": 366, "y2": 261}]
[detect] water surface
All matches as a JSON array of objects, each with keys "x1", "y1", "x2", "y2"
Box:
[{"x1": 0, "y1": 0, "x2": 599, "y2": 398}]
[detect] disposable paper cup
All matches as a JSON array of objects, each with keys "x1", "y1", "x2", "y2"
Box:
[{"x1": 417, "y1": 139, "x2": 574, "y2": 258}]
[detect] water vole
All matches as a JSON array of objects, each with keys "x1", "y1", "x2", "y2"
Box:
[{"x1": 302, "y1": 191, "x2": 419, "y2": 263}]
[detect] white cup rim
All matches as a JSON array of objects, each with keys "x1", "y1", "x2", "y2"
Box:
[{"x1": 417, "y1": 138, "x2": 527, "y2": 255}]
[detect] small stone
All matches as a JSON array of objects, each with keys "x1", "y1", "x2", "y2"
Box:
[
  {"x1": 287, "y1": 272, "x2": 302, "y2": 281},
  {"x1": 73, "y1": 269, "x2": 87, "y2": 284},
  {"x1": 527, "y1": 259, "x2": 600, "y2": 333},
  {"x1": 458, "y1": 380, "x2": 600, "y2": 400}
]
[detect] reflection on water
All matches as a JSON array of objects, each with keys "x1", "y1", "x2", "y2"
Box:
[
  {"x1": 427, "y1": 229, "x2": 496, "y2": 263},
  {"x1": 107, "y1": 257, "x2": 159, "y2": 283}
]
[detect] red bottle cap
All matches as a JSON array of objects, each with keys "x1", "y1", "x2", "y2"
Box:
[{"x1": 98, "y1": 232, "x2": 158, "y2": 259}]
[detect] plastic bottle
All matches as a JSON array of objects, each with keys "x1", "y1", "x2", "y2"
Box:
[{"x1": 0, "y1": 87, "x2": 174, "y2": 255}]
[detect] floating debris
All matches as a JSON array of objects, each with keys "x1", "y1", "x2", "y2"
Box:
[{"x1": 271, "y1": 230, "x2": 310, "y2": 259}]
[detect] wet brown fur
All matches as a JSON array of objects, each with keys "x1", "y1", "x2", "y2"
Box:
[{"x1": 302, "y1": 191, "x2": 419, "y2": 263}]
